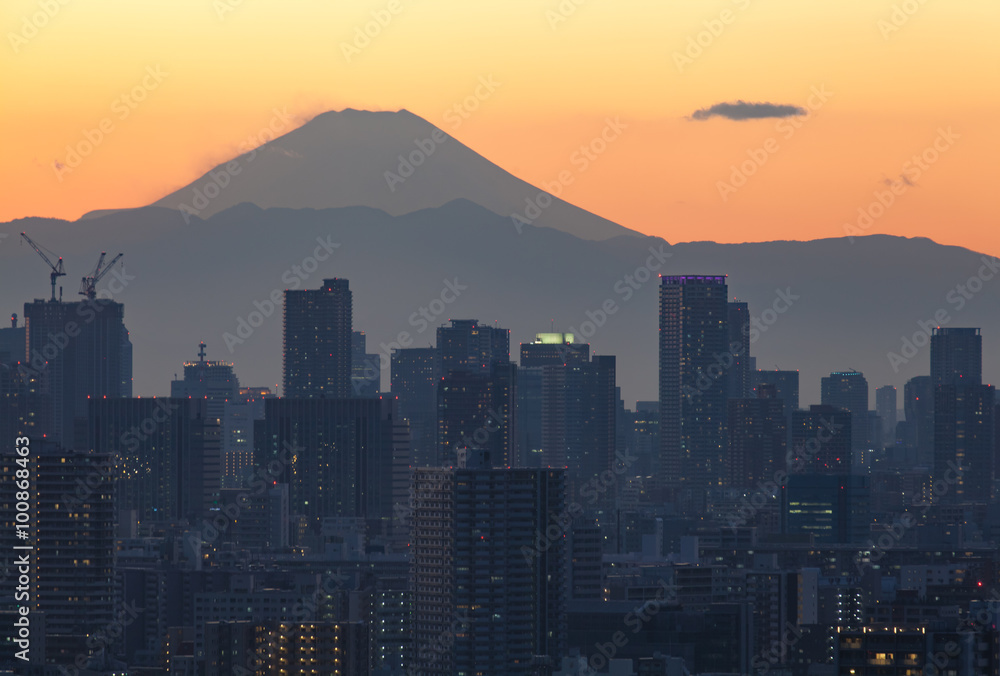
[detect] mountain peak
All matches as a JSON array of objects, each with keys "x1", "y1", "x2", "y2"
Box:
[{"x1": 151, "y1": 109, "x2": 636, "y2": 241}]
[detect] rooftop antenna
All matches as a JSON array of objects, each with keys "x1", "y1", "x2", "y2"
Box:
[{"x1": 198, "y1": 341, "x2": 207, "y2": 362}]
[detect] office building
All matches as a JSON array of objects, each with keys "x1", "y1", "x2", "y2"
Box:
[
  {"x1": 821, "y1": 370, "x2": 869, "y2": 457},
  {"x1": 390, "y1": 347, "x2": 439, "y2": 467},
  {"x1": 88, "y1": 397, "x2": 221, "y2": 522},
  {"x1": 519, "y1": 333, "x2": 616, "y2": 493},
  {"x1": 351, "y1": 330, "x2": 381, "y2": 397},
  {"x1": 23, "y1": 297, "x2": 132, "y2": 446},
  {"x1": 254, "y1": 397, "x2": 408, "y2": 530},
  {"x1": 782, "y1": 473, "x2": 870, "y2": 544},
  {"x1": 282, "y1": 278, "x2": 352, "y2": 398},
  {"x1": 410, "y1": 463, "x2": 567, "y2": 675},
  {"x1": 726, "y1": 301, "x2": 751, "y2": 399},
  {"x1": 875, "y1": 385, "x2": 897, "y2": 448},
  {"x1": 169, "y1": 341, "x2": 240, "y2": 425},
  {"x1": 659, "y1": 275, "x2": 729, "y2": 501},
  {"x1": 932, "y1": 328, "x2": 996, "y2": 503}
]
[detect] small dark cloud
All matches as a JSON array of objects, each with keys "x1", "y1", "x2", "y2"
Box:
[{"x1": 689, "y1": 100, "x2": 807, "y2": 121}]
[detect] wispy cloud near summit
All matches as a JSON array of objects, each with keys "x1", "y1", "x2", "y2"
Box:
[{"x1": 690, "y1": 100, "x2": 807, "y2": 121}]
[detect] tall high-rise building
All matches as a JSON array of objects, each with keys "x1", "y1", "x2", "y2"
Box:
[
  {"x1": 221, "y1": 386, "x2": 274, "y2": 488},
  {"x1": 782, "y1": 473, "x2": 870, "y2": 544},
  {"x1": 931, "y1": 328, "x2": 994, "y2": 503},
  {"x1": 282, "y1": 278, "x2": 352, "y2": 399},
  {"x1": 170, "y1": 341, "x2": 240, "y2": 425},
  {"x1": 726, "y1": 301, "x2": 751, "y2": 399},
  {"x1": 22, "y1": 298, "x2": 132, "y2": 446},
  {"x1": 659, "y1": 275, "x2": 729, "y2": 500},
  {"x1": 254, "y1": 397, "x2": 408, "y2": 530},
  {"x1": 931, "y1": 327, "x2": 982, "y2": 387},
  {"x1": 519, "y1": 333, "x2": 616, "y2": 493},
  {"x1": 437, "y1": 362, "x2": 517, "y2": 468},
  {"x1": 351, "y1": 330, "x2": 381, "y2": 397},
  {"x1": 789, "y1": 405, "x2": 853, "y2": 474},
  {"x1": 875, "y1": 385, "x2": 897, "y2": 448},
  {"x1": 903, "y1": 375, "x2": 934, "y2": 466},
  {"x1": 437, "y1": 319, "x2": 509, "y2": 375},
  {"x1": 1, "y1": 445, "x2": 117, "y2": 665},
  {"x1": 410, "y1": 463, "x2": 567, "y2": 675},
  {"x1": 519, "y1": 332, "x2": 588, "y2": 368},
  {"x1": 752, "y1": 369, "x2": 800, "y2": 418},
  {"x1": 88, "y1": 397, "x2": 221, "y2": 522},
  {"x1": 436, "y1": 320, "x2": 516, "y2": 468},
  {"x1": 821, "y1": 371, "x2": 869, "y2": 458},
  {"x1": 726, "y1": 386, "x2": 787, "y2": 488},
  {"x1": 391, "y1": 347, "x2": 439, "y2": 467}
]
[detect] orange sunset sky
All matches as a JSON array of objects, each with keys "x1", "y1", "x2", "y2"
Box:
[{"x1": 2, "y1": 0, "x2": 997, "y2": 252}]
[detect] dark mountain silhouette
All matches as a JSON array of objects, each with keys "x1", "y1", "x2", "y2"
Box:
[
  {"x1": 3, "y1": 199, "x2": 997, "y2": 406},
  {"x1": 147, "y1": 109, "x2": 634, "y2": 241}
]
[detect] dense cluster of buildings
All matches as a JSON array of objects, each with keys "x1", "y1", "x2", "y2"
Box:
[{"x1": 1, "y1": 272, "x2": 999, "y2": 675}]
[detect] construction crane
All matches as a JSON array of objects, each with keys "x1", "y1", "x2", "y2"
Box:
[
  {"x1": 20, "y1": 232, "x2": 65, "y2": 301},
  {"x1": 79, "y1": 251, "x2": 125, "y2": 300}
]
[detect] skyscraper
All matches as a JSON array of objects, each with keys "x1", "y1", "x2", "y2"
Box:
[
  {"x1": 437, "y1": 363, "x2": 517, "y2": 468},
  {"x1": 727, "y1": 386, "x2": 786, "y2": 488},
  {"x1": 789, "y1": 405, "x2": 853, "y2": 474},
  {"x1": 282, "y1": 278, "x2": 352, "y2": 398},
  {"x1": 726, "y1": 301, "x2": 751, "y2": 399},
  {"x1": 875, "y1": 385, "x2": 897, "y2": 448},
  {"x1": 752, "y1": 369, "x2": 800, "y2": 418},
  {"x1": 820, "y1": 371, "x2": 869, "y2": 460},
  {"x1": 519, "y1": 333, "x2": 616, "y2": 494},
  {"x1": 410, "y1": 463, "x2": 567, "y2": 675},
  {"x1": 436, "y1": 318, "x2": 509, "y2": 375},
  {"x1": 436, "y1": 320, "x2": 516, "y2": 468},
  {"x1": 14, "y1": 446, "x2": 117, "y2": 664},
  {"x1": 254, "y1": 397, "x2": 408, "y2": 530},
  {"x1": 931, "y1": 328, "x2": 995, "y2": 503},
  {"x1": 88, "y1": 397, "x2": 221, "y2": 522},
  {"x1": 659, "y1": 275, "x2": 729, "y2": 501},
  {"x1": 22, "y1": 297, "x2": 132, "y2": 446},
  {"x1": 391, "y1": 347, "x2": 439, "y2": 467},
  {"x1": 931, "y1": 327, "x2": 982, "y2": 387},
  {"x1": 904, "y1": 375, "x2": 934, "y2": 466},
  {"x1": 170, "y1": 342, "x2": 240, "y2": 425},
  {"x1": 351, "y1": 330, "x2": 381, "y2": 397}
]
